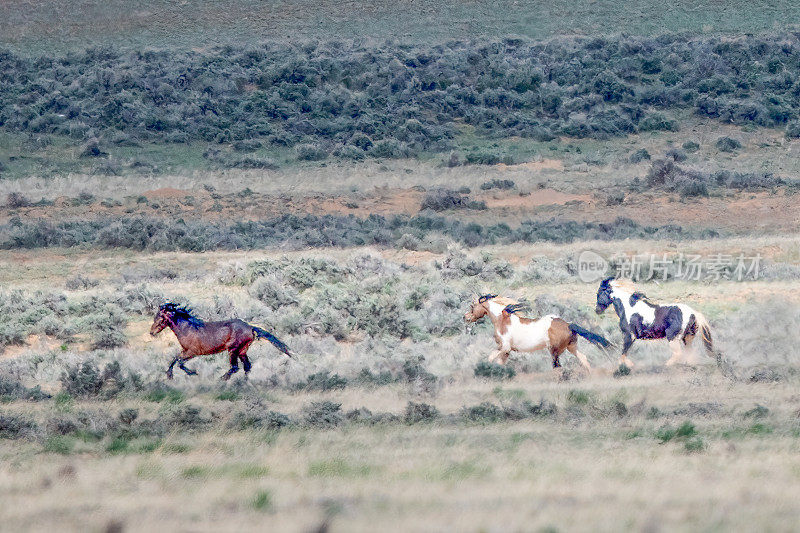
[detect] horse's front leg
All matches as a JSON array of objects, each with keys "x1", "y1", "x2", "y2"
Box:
[
  {"x1": 178, "y1": 354, "x2": 199, "y2": 376},
  {"x1": 167, "y1": 352, "x2": 198, "y2": 379},
  {"x1": 221, "y1": 351, "x2": 240, "y2": 381}
]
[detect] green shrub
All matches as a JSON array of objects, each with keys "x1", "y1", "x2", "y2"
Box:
[
  {"x1": 251, "y1": 490, "x2": 274, "y2": 512},
  {"x1": 473, "y1": 361, "x2": 516, "y2": 380},
  {"x1": 404, "y1": 402, "x2": 439, "y2": 424},
  {"x1": 0, "y1": 414, "x2": 38, "y2": 439},
  {"x1": 683, "y1": 437, "x2": 706, "y2": 453},
  {"x1": 144, "y1": 386, "x2": 184, "y2": 403},
  {"x1": 355, "y1": 368, "x2": 397, "y2": 386},
  {"x1": 629, "y1": 148, "x2": 650, "y2": 163},
  {"x1": 60, "y1": 361, "x2": 104, "y2": 397},
  {"x1": 567, "y1": 389, "x2": 593, "y2": 405},
  {"x1": 480, "y1": 179, "x2": 515, "y2": 190},
  {"x1": 303, "y1": 401, "x2": 342, "y2": 428},
  {"x1": 167, "y1": 405, "x2": 209, "y2": 430},
  {"x1": 716, "y1": 136, "x2": 742, "y2": 152},
  {"x1": 249, "y1": 277, "x2": 299, "y2": 308},
  {"x1": 679, "y1": 181, "x2": 709, "y2": 198},
  {"x1": 657, "y1": 420, "x2": 697, "y2": 442},
  {"x1": 461, "y1": 402, "x2": 506, "y2": 423},
  {"x1": 300, "y1": 371, "x2": 348, "y2": 392},
  {"x1": 613, "y1": 364, "x2": 631, "y2": 377},
  {"x1": 295, "y1": 143, "x2": 328, "y2": 161},
  {"x1": 682, "y1": 141, "x2": 700, "y2": 152},
  {"x1": 44, "y1": 435, "x2": 75, "y2": 454}
]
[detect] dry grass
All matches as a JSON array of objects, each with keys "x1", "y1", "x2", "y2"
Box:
[{"x1": 3, "y1": 372, "x2": 800, "y2": 532}]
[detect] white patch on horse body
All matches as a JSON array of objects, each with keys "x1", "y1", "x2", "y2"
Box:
[
  {"x1": 611, "y1": 287, "x2": 656, "y2": 325},
  {"x1": 503, "y1": 314, "x2": 555, "y2": 352},
  {"x1": 675, "y1": 304, "x2": 696, "y2": 330},
  {"x1": 487, "y1": 301, "x2": 507, "y2": 317}
]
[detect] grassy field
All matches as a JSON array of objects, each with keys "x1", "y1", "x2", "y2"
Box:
[
  {"x1": 1, "y1": 240, "x2": 799, "y2": 531},
  {"x1": 4, "y1": 368, "x2": 800, "y2": 531},
  {"x1": 3, "y1": 0, "x2": 800, "y2": 531}
]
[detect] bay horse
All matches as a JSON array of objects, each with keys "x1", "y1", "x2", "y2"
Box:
[
  {"x1": 150, "y1": 303, "x2": 292, "y2": 380},
  {"x1": 595, "y1": 277, "x2": 717, "y2": 368},
  {"x1": 464, "y1": 294, "x2": 611, "y2": 371}
]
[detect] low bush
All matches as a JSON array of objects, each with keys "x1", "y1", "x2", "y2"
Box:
[
  {"x1": 0, "y1": 213, "x2": 706, "y2": 252},
  {"x1": 299, "y1": 371, "x2": 348, "y2": 392},
  {"x1": 303, "y1": 401, "x2": 343, "y2": 428},
  {"x1": 682, "y1": 141, "x2": 700, "y2": 152},
  {"x1": 404, "y1": 402, "x2": 439, "y2": 424},
  {"x1": 6, "y1": 192, "x2": 31, "y2": 208},
  {"x1": 716, "y1": 136, "x2": 742, "y2": 152},
  {"x1": 629, "y1": 148, "x2": 650, "y2": 163},
  {"x1": 474, "y1": 361, "x2": 516, "y2": 380},
  {"x1": 0, "y1": 414, "x2": 38, "y2": 439},
  {"x1": 420, "y1": 189, "x2": 482, "y2": 211},
  {"x1": 480, "y1": 179, "x2": 515, "y2": 190},
  {"x1": 461, "y1": 402, "x2": 506, "y2": 423}
]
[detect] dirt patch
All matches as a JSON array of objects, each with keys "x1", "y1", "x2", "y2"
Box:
[
  {"x1": 144, "y1": 187, "x2": 191, "y2": 199},
  {"x1": 2, "y1": 185, "x2": 799, "y2": 235},
  {"x1": 496, "y1": 159, "x2": 565, "y2": 172},
  {"x1": 483, "y1": 189, "x2": 591, "y2": 209}
]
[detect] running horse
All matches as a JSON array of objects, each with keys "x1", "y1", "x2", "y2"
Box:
[
  {"x1": 464, "y1": 294, "x2": 612, "y2": 370},
  {"x1": 594, "y1": 277, "x2": 717, "y2": 368},
  {"x1": 150, "y1": 303, "x2": 292, "y2": 380}
]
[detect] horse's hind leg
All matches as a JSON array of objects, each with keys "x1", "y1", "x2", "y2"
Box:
[
  {"x1": 240, "y1": 355, "x2": 252, "y2": 376},
  {"x1": 221, "y1": 351, "x2": 240, "y2": 381},
  {"x1": 567, "y1": 342, "x2": 591, "y2": 371},
  {"x1": 665, "y1": 339, "x2": 683, "y2": 366},
  {"x1": 239, "y1": 341, "x2": 253, "y2": 378}
]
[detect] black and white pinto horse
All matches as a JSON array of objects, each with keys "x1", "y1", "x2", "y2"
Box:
[{"x1": 595, "y1": 277, "x2": 717, "y2": 367}]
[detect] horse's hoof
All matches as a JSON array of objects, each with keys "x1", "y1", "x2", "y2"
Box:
[
  {"x1": 221, "y1": 374, "x2": 231, "y2": 381},
  {"x1": 166, "y1": 371, "x2": 174, "y2": 380}
]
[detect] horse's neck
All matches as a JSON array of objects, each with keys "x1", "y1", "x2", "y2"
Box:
[
  {"x1": 610, "y1": 288, "x2": 633, "y2": 317},
  {"x1": 169, "y1": 318, "x2": 196, "y2": 338}
]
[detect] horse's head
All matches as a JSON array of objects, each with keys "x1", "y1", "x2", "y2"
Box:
[
  {"x1": 464, "y1": 293, "x2": 496, "y2": 323},
  {"x1": 150, "y1": 303, "x2": 177, "y2": 336},
  {"x1": 595, "y1": 277, "x2": 615, "y2": 315}
]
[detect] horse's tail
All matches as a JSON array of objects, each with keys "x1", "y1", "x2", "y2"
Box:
[
  {"x1": 693, "y1": 311, "x2": 716, "y2": 357},
  {"x1": 569, "y1": 323, "x2": 612, "y2": 349},
  {"x1": 253, "y1": 327, "x2": 292, "y2": 357}
]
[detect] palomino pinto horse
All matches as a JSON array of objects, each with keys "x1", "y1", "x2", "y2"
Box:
[
  {"x1": 595, "y1": 277, "x2": 716, "y2": 368},
  {"x1": 150, "y1": 303, "x2": 291, "y2": 380},
  {"x1": 464, "y1": 294, "x2": 611, "y2": 370}
]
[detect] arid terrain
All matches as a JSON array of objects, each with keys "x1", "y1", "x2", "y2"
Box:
[{"x1": 3, "y1": 1, "x2": 800, "y2": 531}]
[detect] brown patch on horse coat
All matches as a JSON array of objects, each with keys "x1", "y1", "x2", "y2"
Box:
[{"x1": 547, "y1": 318, "x2": 575, "y2": 353}]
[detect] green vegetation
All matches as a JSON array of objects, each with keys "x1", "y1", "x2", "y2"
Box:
[{"x1": 5, "y1": 34, "x2": 800, "y2": 176}]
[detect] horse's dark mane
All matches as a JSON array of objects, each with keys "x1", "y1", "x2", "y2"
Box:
[
  {"x1": 161, "y1": 302, "x2": 205, "y2": 327},
  {"x1": 503, "y1": 303, "x2": 529, "y2": 315},
  {"x1": 630, "y1": 291, "x2": 656, "y2": 306}
]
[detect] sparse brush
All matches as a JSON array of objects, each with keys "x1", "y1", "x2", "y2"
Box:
[
  {"x1": 303, "y1": 401, "x2": 343, "y2": 428},
  {"x1": 404, "y1": 402, "x2": 439, "y2": 424},
  {"x1": 474, "y1": 361, "x2": 516, "y2": 380}
]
